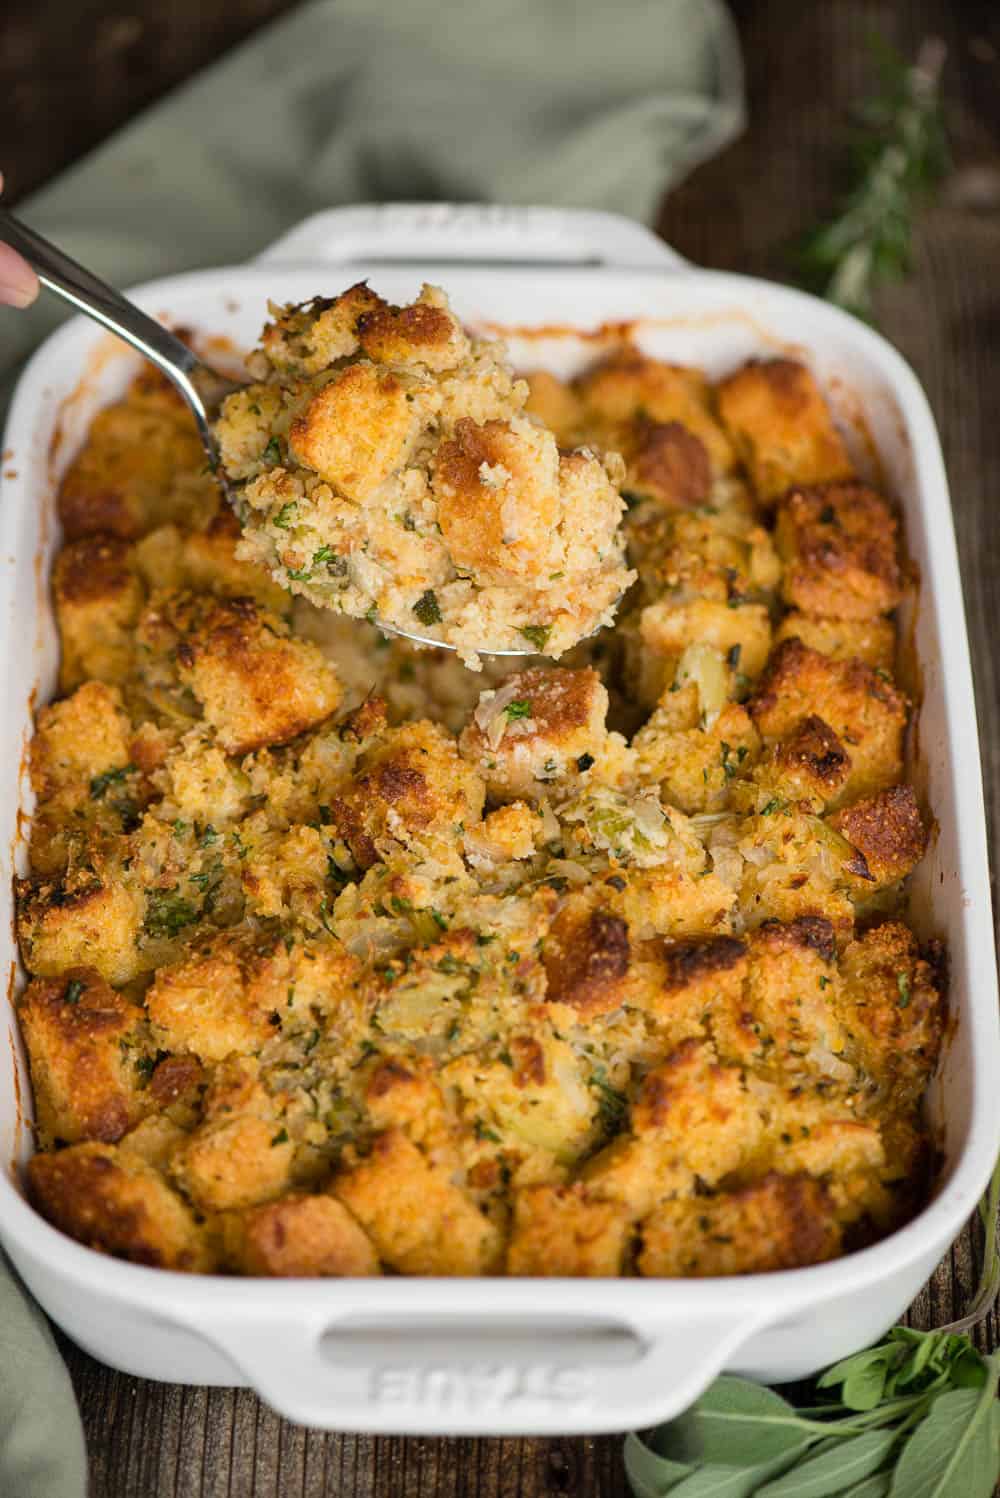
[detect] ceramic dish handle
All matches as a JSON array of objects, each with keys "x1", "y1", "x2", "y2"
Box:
[
  {"x1": 199, "y1": 1306, "x2": 764, "y2": 1435},
  {"x1": 255, "y1": 203, "x2": 688, "y2": 273}
]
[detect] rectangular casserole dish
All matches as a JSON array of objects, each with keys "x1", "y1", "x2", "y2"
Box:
[{"x1": 1, "y1": 204, "x2": 997, "y2": 1437}]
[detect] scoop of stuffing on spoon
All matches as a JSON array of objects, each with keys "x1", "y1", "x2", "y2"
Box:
[{"x1": 214, "y1": 284, "x2": 634, "y2": 670}]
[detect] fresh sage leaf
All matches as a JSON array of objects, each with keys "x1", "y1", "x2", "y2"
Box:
[
  {"x1": 838, "y1": 1474, "x2": 893, "y2": 1498},
  {"x1": 755, "y1": 1429, "x2": 898, "y2": 1497},
  {"x1": 661, "y1": 1465, "x2": 769, "y2": 1498},
  {"x1": 889, "y1": 1362, "x2": 1000, "y2": 1498},
  {"x1": 662, "y1": 1443, "x2": 811, "y2": 1498},
  {"x1": 623, "y1": 1432, "x2": 692, "y2": 1498},
  {"x1": 679, "y1": 1378, "x2": 809, "y2": 1467},
  {"x1": 818, "y1": 1346, "x2": 889, "y2": 1393},
  {"x1": 842, "y1": 1358, "x2": 892, "y2": 1412}
]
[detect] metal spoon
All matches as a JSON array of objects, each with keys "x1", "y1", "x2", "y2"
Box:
[{"x1": 1, "y1": 207, "x2": 538, "y2": 656}]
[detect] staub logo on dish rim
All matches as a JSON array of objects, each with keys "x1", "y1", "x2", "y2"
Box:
[{"x1": 369, "y1": 1364, "x2": 594, "y2": 1409}]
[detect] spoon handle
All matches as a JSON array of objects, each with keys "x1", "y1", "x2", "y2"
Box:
[{"x1": 0, "y1": 207, "x2": 216, "y2": 442}]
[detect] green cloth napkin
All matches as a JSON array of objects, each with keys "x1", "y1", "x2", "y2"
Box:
[
  {"x1": 0, "y1": 3, "x2": 743, "y2": 1492},
  {"x1": 0, "y1": 1255, "x2": 87, "y2": 1498},
  {"x1": 1, "y1": 0, "x2": 742, "y2": 388}
]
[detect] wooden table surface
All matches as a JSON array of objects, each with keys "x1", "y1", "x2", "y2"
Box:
[{"x1": 3, "y1": 0, "x2": 1000, "y2": 1492}]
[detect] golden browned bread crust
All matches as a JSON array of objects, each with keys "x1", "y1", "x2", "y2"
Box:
[
  {"x1": 16, "y1": 969, "x2": 151, "y2": 1145},
  {"x1": 639, "y1": 1172, "x2": 842, "y2": 1276},
  {"x1": 227, "y1": 1193, "x2": 379, "y2": 1276},
  {"x1": 28, "y1": 1142, "x2": 214, "y2": 1270},
  {"x1": 831, "y1": 785, "x2": 927, "y2": 886},
  {"x1": 543, "y1": 897, "x2": 631, "y2": 1017},
  {"x1": 716, "y1": 358, "x2": 854, "y2": 503},
  {"x1": 776, "y1": 481, "x2": 903, "y2": 619}
]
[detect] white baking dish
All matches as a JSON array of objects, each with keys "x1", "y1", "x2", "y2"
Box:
[{"x1": 1, "y1": 205, "x2": 997, "y2": 1437}]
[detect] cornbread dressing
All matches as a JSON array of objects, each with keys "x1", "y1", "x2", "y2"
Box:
[{"x1": 15, "y1": 301, "x2": 943, "y2": 1280}]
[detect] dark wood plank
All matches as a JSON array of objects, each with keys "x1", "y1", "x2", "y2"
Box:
[{"x1": 5, "y1": 0, "x2": 1000, "y2": 1491}]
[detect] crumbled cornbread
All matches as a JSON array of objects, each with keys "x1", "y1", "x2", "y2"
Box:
[
  {"x1": 215, "y1": 284, "x2": 633, "y2": 666},
  {"x1": 18, "y1": 327, "x2": 938, "y2": 1282}
]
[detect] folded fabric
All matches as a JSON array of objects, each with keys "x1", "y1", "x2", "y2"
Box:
[
  {"x1": 0, "y1": 1252, "x2": 87, "y2": 1498},
  {"x1": 0, "y1": 4, "x2": 743, "y2": 1493},
  {"x1": 1, "y1": 0, "x2": 742, "y2": 392}
]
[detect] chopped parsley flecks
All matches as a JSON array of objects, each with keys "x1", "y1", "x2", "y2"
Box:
[{"x1": 412, "y1": 590, "x2": 442, "y2": 626}]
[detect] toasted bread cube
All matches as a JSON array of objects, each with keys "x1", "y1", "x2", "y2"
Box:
[
  {"x1": 147, "y1": 1053, "x2": 207, "y2": 1126},
  {"x1": 17, "y1": 871, "x2": 145, "y2": 984},
  {"x1": 137, "y1": 592, "x2": 341, "y2": 755},
  {"x1": 358, "y1": 284, "x2": 470, "y2": 371},
  {"x1": 639, "y1": 1173, "x2": 842, "y2": 1276},
  {"x1": 712, "y1": 916, "x2": 843, "y2": 1071},
  {"x1": 830, "y1": 786, "x2": 927, "y2": 887},
  {"x1": 774, "y1": 611, "x2": 896, "y2": 671},
  {"x1": 365, "y1": 1055, "x2": 451, "y2": 1146},
  {"x1": 52, "y1": 535, "x2": 144, "y2": 690},
  {"x1": 749, "y1": 639, "x2": 906, "y2": 802},
  {"x1": 634, "y1": 702, "x2": 760, "y2": 814},
  {"x1": 625, "y1": 420, "x2": 712, "y2": 509},
  {"x1": 331, "y1": 719, "x2": 485, "y2": 868},
  {"x1": 548, "y1": 446, "x2": 629, "y2": 582},
  {"x1": 149, "y1": 926, "x2": 359, "y2": 1060},
  {"x1": 775, "y1": 483, "x2": 903, "y2": 619},
  {"x1": 750, "y1": 914, "x2": 840, "y2": 1019},
  {"x1": 738, "y1": 860, "x2": 856, "y2": 945},
  {"x1": 581, "y1": 1043, "x2": 763, "y2": 1221},
  {"x1": 57, "y1": 375, "x2": 214, "y2": 539},
  {"x1": 17, "y1": 969, "x2": 151, "y2": 1145},
  {"x1": 752, "y1": 714, "x2": 851, "y2": 810},
  {"x1": 715, "y1": 358, "x2": 853, "y2": 503},
  {"x1": 288, "y1": 362, "x2": 422, "y2": 501},
  {"x1": 542, "y1": 895, "x2": 631, "y2": 1018},
  {"x1": 444, "y1": 1032, "x2": 596, "y2": 1162},
  {"x1": 433, "y1": 416, "x2": 561, "y2": 581},
  {"x1": 630, "y1": 505, "x2": 781, "y2": 608},
  {"x1": 226, "y1": 1193, "x2": 380, "y2": 1276},
  {"x1": 162, "y1": 726, "x2": 253, "y2": 826},
  {"x1": 28, "y1": 685, "x2": 140, "y2": 873},
  {"x1": 333, "y1": 1129, "x2": 501, "y2": 1275},
  {"x1": 258, "y1": 284, "x2": 384, "y2": 375},
  {"x1": 173, "y1": 1107, "x2": 295, "y2": 1212},
  {"x1": 639, "y1": 599, "x2": 773, "y2": 681},
  {"x1": 577, "y1": 352, "x2": 734, "y2": 475},
  {"x1": 117, "y1": 1114, "x2": 188, "y2": 1171},
  {"x1": 637, "y1": 935, "x2": 749, "y2": 1031},
  {"x1": 180, "y1": 505, "x2": 290, "y2": 613},
  {"x1": 631, "y1": 1039, "x2": 763, "y2": 1185},
  {"x1": 506, "y1": 1183, "x2": 630, "y2": 1276},
  {"x1": 146, "y1": 932, "x2": 277, "y2": 1063},
  {"x1": 603, "y1": 860, "x2": 736, "y2": 945},
  {"x1": 28, "y1": 1142, "x2": 214, "y2": 1270},
  {"x1": 459, "y1": 667, "x2": 609, "y2": 800},
  {"x1": 463, "y1": 801, "x2": 542, "y2": 866},
  {"x1": 30, "y1": 681, "x2": 132, "y2": 801},
  {"x1": 523, "y1": 370, "x2": 585, "y2": 444},
  {"x1": 840, "y1": 922, "x2": 943, "y2": 1104}
]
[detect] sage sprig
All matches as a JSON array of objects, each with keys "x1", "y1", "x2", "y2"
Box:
[
  {"x1": 793, "y1": 37, "x2": 949, "y2": 321},
  {"x1": 626, "y1": 1345, "x2": 1000, "y2": 1497},
  {"x1": 627, "y1": 1157, "x2": 1000, "y2": 1497}
]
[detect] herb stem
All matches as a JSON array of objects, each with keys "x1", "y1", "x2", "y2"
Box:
[
  {"x1": 793, "y1": 35, "x2": 949, "y2": 321},
  {"x1": 938, "y1": 1151, "x2": 1000, "y2": 1334}
]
